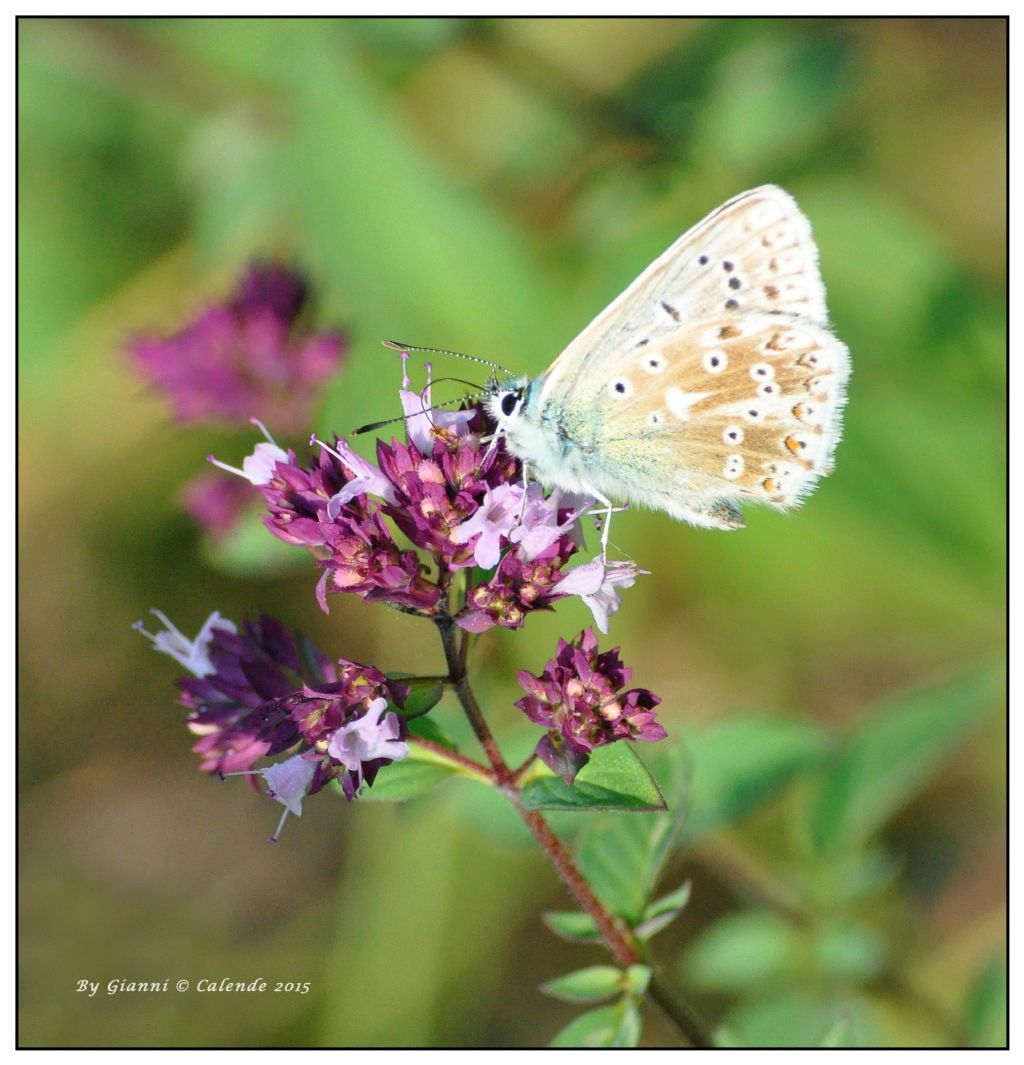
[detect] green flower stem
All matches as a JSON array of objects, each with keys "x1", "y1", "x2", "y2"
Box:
[
  {"x1": 435, "y1": 616, "x2": 712, "y2": 1049},
  {"x1": 408, "y1": 736, "x2": 494, "y2": 783}
]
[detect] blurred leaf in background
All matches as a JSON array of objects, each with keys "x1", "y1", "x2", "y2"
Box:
[{"x1": 18, "y1": 16, "x2": 1004, "y2": 1048}]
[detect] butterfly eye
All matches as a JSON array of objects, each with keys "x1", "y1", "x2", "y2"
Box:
[{"x1": 500, "y1": 391, "x2": 521, "y2": 417}]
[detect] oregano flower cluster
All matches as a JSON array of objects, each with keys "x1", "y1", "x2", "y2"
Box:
[{"x1": 133, "y1": 262, "x2": 666, "y2": 836}]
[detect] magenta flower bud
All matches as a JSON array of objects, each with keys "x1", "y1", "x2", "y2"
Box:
[{"x1": 516, "y1": 629, "x2": 666, "y2": 783}]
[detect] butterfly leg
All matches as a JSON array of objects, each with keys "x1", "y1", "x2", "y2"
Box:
[
  {"x1": 517, "y1": 461, "x2": 530, "y2": 523},
  {"x1": 592, "y1": 490, "x2": 615, "y2": 563}
]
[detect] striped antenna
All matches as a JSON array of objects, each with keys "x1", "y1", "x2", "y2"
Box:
[
  {"x1": 382, "y1": 338, "x2": 512, "y2": 376},
  {"x1": 352, "y1": 378, "x2": 486, "y2": 436}
]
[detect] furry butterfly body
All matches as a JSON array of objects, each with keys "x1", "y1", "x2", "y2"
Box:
[{"x1": 485, "y1": 185, "x2": 851, "y2": 532}]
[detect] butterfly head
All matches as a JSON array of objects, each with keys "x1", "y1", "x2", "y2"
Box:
[{"x1": 484, "y1": 377, "x2": 531, "y2": 427}]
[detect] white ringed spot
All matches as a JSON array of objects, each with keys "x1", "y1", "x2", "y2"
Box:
[
  {"x1": 722, "y1": 425, "x2": 745, "y2": 445},
  {"x1": 723, "y1": 454, "x2": 744, "y2": 480},
  {"x1": 607, "y1": 376, "x2": 634, "y2": 399},
  {"x1": 702, "y1": 350, "x2": 728, "y2": 374}
]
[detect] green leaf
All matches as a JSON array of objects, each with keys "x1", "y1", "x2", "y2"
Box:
[
  {"x1": 406, "y1": 715, "x2": 457, "y2": 750},
  {"x1": 682, "y1": 909, "x2": 797, "y2": 992},
  {"x1": 541, "y1": 910, "x2": 602, "y2": 944},
  {"x1": 389, "y1": 676, "x2": 445, "y2": 720},
  {"x1": 622, "y1": 964, "x2": 651, "y2": 997},
  {"x1": 519, "y1": 742, "x2": 666, "y2": 814},
  {"x1": 634, "y1": 881, "x2": 692, "y2": 941},
  {"x1": 550, "y1": 999, "x2": 640, "y2": 1048},
  {"x1": 573, "y1": 747, "x2": 688, "y2": 922},
  {"x1": 808, "y1": 667, "x2": 1001, "y2": 853},
  {"x1": 356, "y1": 760, "x2": 457, "y2": 803},
  {"x1": 617, "y1": 998, "x2": 643, "y2": 1048},
  {"x1": 964, "y1": 955, "x2": 1007, "y2": 1048},
  {"x1": 684, "y1": 715, "x2": 831, "y2": 840},
  {"x1": 540, "y1": 966, "x2": 624, "y2": 1004}
]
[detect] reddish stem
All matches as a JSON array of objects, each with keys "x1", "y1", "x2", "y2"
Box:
[{"x1": 435, "y1": 617, "x2": 711, "y2": 1048}]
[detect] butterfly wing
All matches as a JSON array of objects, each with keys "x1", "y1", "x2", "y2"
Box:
[
  {"x1": 533, "y1": 186, "x2": 849, "y2": 529},
  {"x1": 581, "y1": 316, "x2": 850, "y2": 526}
]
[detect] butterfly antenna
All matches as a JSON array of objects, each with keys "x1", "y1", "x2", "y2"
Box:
[
  {"x1": 383, "y1": 339, "x2": 511, "y2": 377},
  {"x1": 351, "y1": 384, "x2": 484, "y2": 436}
]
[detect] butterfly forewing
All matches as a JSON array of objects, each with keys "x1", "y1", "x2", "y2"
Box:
[{"x1": 540, "y1": 185, "x2": 830, "y2": 406}]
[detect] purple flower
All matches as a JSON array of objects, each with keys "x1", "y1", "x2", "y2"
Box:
[
  {"x1": 509, "y1": 485, "x2": 589, "y2": 561},
  {"x1": 172, "y1": 614, "x2": 334, "y2": 775},
  {"x1": 270, "y1": 662, "x2": 409, "y2": 800},
  {"x1": 516, "y1": 629, "x2": 666, "y2": 783},
  {"x1": 133, "y1": 609, "x2": 237, "y2": 677},
  {"x1": 399, "y1": 358, "x2": 476, "y2": 454},
  {"x1": 455, "y1": 536, "x2": 578, "y2": 633},
  {"x1": 327, "y1": 697, "x2": 409, "y2": 798},
  {"x1": 312, "y1": 436, "x2": 398, "y2": 518},
  {"x1": 552, "y1": 559, "x2": 642, "y2": 634},
  {"x1": 375, "y1": 433, "x2": 512, "y2": 568},
  {"x1": 452, "y1": 482, "x2": 525, "y2": 568},
  {"x1": 259, "y1": 755, "x2": 317, "y2": 841},
  {"x1": 140, "y1": 607, "x2": 413, "y2": 818},
  {"x1": 287, "y1": 659, "x2": 405, "y2": 748},
  {"x1": 127, "y1": 261, "x2": 346, "y2": 430},
  {"x1": 315, "y1": 509, "x2": 441, "y2": 614}
]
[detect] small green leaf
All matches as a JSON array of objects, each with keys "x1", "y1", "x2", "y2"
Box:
[
  {"x1": 550, "y1": 999, "x2": 640, "y2": 1048},
  {"x1": 519, "y1": 742, "x2": 666, "y2": 813},
  {"x1": 541, "y1": 910, "x2": 601, "y2": 944},
  {"x1": 356, "y1": 760, "x2": 456, "y2": 803},
  {"x1": 622, "y1": 964, "x2": 651, "y2": 997},
  {"x1": 540, "y1": 966, "x2": 624, "y2": 1004},
  {"x1": 809, "y1": 667, "x2": 1001, "y2": 853},
  {"x1": 634, "y1": 881, "x2": 692, "y2": 941},
  {"x1": 406, "y1": 715, "x2": 457, "y2": 750},
  {"x1": 644, "y1": 880, "x2": 692, "y2": 921},
  {"x1": 683, "y1": 715, "x2": 831, "y2": 840},
  {"x1": 617, "y1": 998, "x2": 642, "y2": 1047},
  {"x1": 572, "y1": 747, "x2": 688, "y2": 922},
  {"x1": 964, "y1": 954, "x2": 1007, "y2": 1048},
  {"x1": 389, "y1": 675, "x2": 445, "y2": 720}
]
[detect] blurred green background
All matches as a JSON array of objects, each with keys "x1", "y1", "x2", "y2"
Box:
[{"x1": 19, "y1": 17, "x2": 1005, "y2": 1048}]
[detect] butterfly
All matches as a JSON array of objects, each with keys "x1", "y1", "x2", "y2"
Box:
[{"x1": 483, "y1": 185, "x2": 851, "y2": 547}]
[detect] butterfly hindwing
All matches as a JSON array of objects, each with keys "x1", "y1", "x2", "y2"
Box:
[{"x1": 577, "y1": 315, "x2": 849, "y2": 515}]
